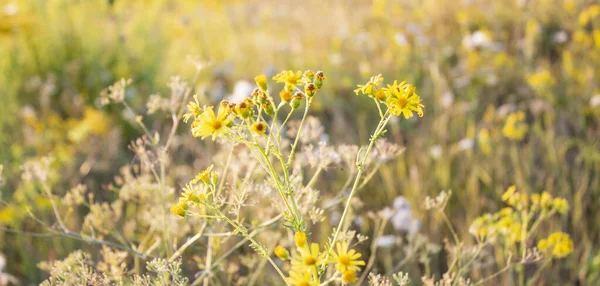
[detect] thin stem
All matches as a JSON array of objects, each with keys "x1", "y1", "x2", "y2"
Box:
[
  {"x1": 287, "y1": 97, "x2": 312, "y2": 166},
  {"x1": 321, "y1": 113, "x2": 391, "y2": 270}
]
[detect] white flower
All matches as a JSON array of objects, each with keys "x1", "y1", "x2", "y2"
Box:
[
  {"x1": 458, "y1": 138, "x2": 474, "y2": 151},
  {"x1": 552, "y1": 31, "x2": 568, "y2": 44},
  {"x1": 230, "y1": 80, "x2": 254, "y2": 103},
  {"x1": 429, "y1": 145, "x2": 443, "y2": 158},
  {"x1": 391, "y1": 196, "x2": 420, "y2": 235},
  {"x1": 590, "y1": 94, "x2": 600, "y2": 108},
  {"x1": 376, "y1": 235, "x2": 396, "y2": 248}
]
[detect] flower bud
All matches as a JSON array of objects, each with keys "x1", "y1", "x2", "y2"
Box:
[
  {"x1": 274, "y1": 245, "x2": 289, "y2": 260},
  {"x1": 235, "y1": 98, "x2": 254, "y2": 119},
  {"x1": 294, "y1": 232, "x2": 307, "y2": 248},
  {"x1": 170, "y1": 200, "x2": 189, "y2": 217},
  {"x1": 263, "y1": 101, "x2": 275, "y2": 116},
  {"x1": 280, "y1": 90, "x2": 293, "y2": 103},
  {"x1": 314, "y1": 71, "x2": 325, "y2": 88},
  {"x1": 304, "y1": 83, "x2": 317, "y2": 98},
  {"x1": 251, "y1": 88, "x2": 262, "y2": 100},
  {"x1": 303, "y1": 70, "x2": 315, "y2": 82},
  {"x1": 290, "y1": 92, "x2": 304, "y2": 109},
  {"x1": 254, "y1": 74, "x2": 268, "y2": 92},
  {"x1": 251, "y1": 121, "x2": 267, "y2": 135}
]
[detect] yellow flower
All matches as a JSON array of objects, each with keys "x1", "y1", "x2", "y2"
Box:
[
  {"x1": 170, "y1": 199, "x2": 189, "y2": 217},
  {"x1": 291, "y1": 243, "x2": 324, "y2": 273},
  {"x1": 251, "y1": 121, "x2": 267, "y2": 135},
  {"x1": 502, "y1": 112, "x2": 528, "y2": 141},
  {"x1": 280, "y1": 90, "x2": 293, "y2": 103},
  {"x1": 191, "y1": 104, "x2": 233, "y2": 140},
  {"x1": 539, "y1": 232, "x2": 573, "y2": 258},
  {"x1": 273, "y1": 70, "x2": 303, "y2": 92},
  {"x1": 183, "y1": 94, "x2": 203, "y2": 123},
  {"x1": 274, "y1": 245, "x2": 289, "y2": 260},
  {"x1": 552, "y1": 198, "x2": 569, "y2": 214},
  {"x1": 538, "y1": 239, "x2": 549, "y2": 251},
  {"x1": 330, "y1": 241, "x2": 365, "y2": 272},
  {"x1": 294, "y1": 232, "x2": 307, "y2": 249},
  {"x1": 354, "y1": 74, "x2": 383, "y2": 97},
  {"x1": 342, "y1": 270, "x2": 358, "y2": 283},
  {"x1": 382, "y1": 80, "x2": 424, "y2": 119},
  {"x1": 501, "y1": 186, "x2": 517, "y2": 202},
  {"x1": 288, "y1": 269, "x2": 319, "y2": 286},
  {"x1": 182, "y1": 187, "x2": 203, "y2": 204},
  {"x1": 254, "y1": 74, "x2": 268, "y2": 91},
  {"x1": 540, "y1": 192, "x2": 553, "y2": 209},
  {"x1": 191, "y1": 165, "x2": 214, "y2": 185}
]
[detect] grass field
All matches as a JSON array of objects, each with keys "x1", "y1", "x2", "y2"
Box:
[{"x1": 1, "y1": 0, "x2": 599, "y2": 285}]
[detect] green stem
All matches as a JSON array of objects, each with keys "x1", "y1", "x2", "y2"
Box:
[
  {"x1": 320, "y1": 113, "x2": 391, "y2": 271},
  {"x1": 287, "y1": 97, "x2": 312, "y2": 166}
]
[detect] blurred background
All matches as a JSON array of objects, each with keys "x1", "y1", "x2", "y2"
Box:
[{"x1": 1, "y1": 0, "x2": 600, "y2": 284}]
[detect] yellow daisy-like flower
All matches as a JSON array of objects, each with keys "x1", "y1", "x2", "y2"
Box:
[
  {"x1": 191, "y1": 104, "x2": 233, "y2": 141},
  {"x1": 273, "y1": 70, "x2": 303, "y2": 91},
  {"x1": 382, "y1": 80, "x2": 424, "y2": 119},
  {"x1": 330, "y1": 241, "x2": 365, "y2": 272},
  {"x1": 183, "y1": 94, "x2": 203, "y2": 123},
  {"x1": 354, "y1": 74, "x2": 384, "y2": 97},
  {"x1": 191, "y1": 165, "x2": 214, "y2": 185},
  {"x1": 182, "y1": 188, "x2": 203, "y2": 204},
  {"x1": 170, "y1": 199, "x2": 189, "y2": 217},
  {"x1": 288, "y1": 269, "x2": 319, "y2": 286},
  {"x1": 291, "y1": 243, "x2": 324, "y2": 273},
  {"x1": 342, "y1": 270, "x2": 358, "y2": 283}
]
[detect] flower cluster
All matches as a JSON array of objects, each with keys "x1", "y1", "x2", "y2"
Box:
[
  {"x1": 275, "y1": 232, "x2": 365, "y2": 285},
  {"x1": 170, "y1": 165, "x2": 215, "y2": 218},
  {"x1": 538, "y1": 232, "x2": 573, "y2": 258},
  {"x1": 355, "y1": 75, "x2": 424, "y2": 119},
  {"x1": 469, "y1": 186, "x2": 572, "y2": 259}
]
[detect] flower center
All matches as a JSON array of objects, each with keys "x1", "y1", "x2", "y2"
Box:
[
  {"x1": 339, "y1": 255, "x2": 351, "y2": 266},
  {"x1": 211, "y1": 120, "x2": 223, "y2": 130},
  {"x1": 304, "y1": 256, "x2": 316, "y2": 266},
  {"x1": 396, "y1": 97, "x2": 408, "y2": 109}
]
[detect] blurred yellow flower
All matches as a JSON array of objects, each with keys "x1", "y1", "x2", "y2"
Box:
[
  {"x1": 273, "y1": 70, "x2": 303, "y2": 92},
  {"x1": 170, "y1": 199, "x2": 189, "y2": 218},
  {"x1": 183, "y1": 94, "x2": 203, "y2": 123},
  {"x1": 288, "y1": 268, "x2": 319, "y2": 286},
  {"x1": 342, "y1": 270, "x2": 358, "y2": 283},
  {"x1": 502, "y1": 112, "x2": 528, "y2": 141},
  {"x1": 294, "y1": 231, "x2": 307, "y2": 249},
  {"x1": 538, "y1": 232, "x2": 573, "y2": 258},
  {"x1": 191, "y1": 165, "x2": 214, "y2": 185},
  {"x1": 274, "y1": 245, "x2": 289, "y2": 260},
  {"x1": 254, "y1": 74, "x2": 268, "y2": 92},
  {"x1": 354, "y1": 74, "x2": 384, "y2": 97},
  {"x1": 477, "y1": 128, "x2": 492, "y2": 155}
]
